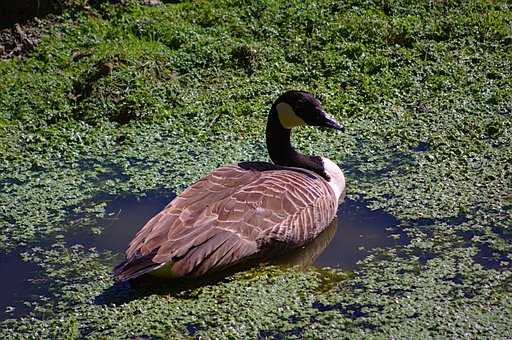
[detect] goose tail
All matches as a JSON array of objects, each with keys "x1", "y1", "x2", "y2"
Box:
[{"x1": 114, "y1": 250, "x2": 165, "y2": 282}]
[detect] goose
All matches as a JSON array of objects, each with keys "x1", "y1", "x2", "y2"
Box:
[{"x1": 114, "y1": 90, "x2": 346, "y2": 281}]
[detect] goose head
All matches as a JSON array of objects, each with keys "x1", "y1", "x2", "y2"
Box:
[
  {"x1": 273, "y1": 90, "x2": 344, "y2": 131},
  {"x1": 266, "y1": 90, "x2": 346, "y2": 200}
]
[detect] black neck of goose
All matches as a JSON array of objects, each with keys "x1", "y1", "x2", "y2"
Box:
[{"x1": 266, "y1": 105, "x2": 328, "y2": 179}]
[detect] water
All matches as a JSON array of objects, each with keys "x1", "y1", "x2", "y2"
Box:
[
  {"x1": 0, "y1": 191, "x2": 175, "y2": 321},
  {"x1": 314, "y1": 199, "x2": 408, "y2": 270},
  {"x1": 65, "y1": 191, "x2": 176, "y2": 254},
  {"x1": 0, "y1": 253, "x2": 39, "y2": 319},
  {"x1": 8, "y1": 188, "x2": 505, "y2": 320},
  {"x1": 84, "y1": 194, "x2": 404, "y2": 271},
  {"x1": 13, "y1": 187, "x2": 499, "y2": 322},
  {"x1": 0, "y1": 191, "x2": 407, "y2": 320},
  {"x1": 64, "y1": 193, "x2": 406, "y2": 272},
  {"x1": 412, "y1": 142, "x2": 430, "y2": 152}
]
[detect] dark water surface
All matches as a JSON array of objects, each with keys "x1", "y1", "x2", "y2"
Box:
[
  {"x1": 0, "y1": 191, "x2": 175, "y2": 321},
  {"x1": 0, "y1": 253, "x2": 39, "y2": 319},
  {"x1": 3, "y1": 190, "x2": 490, "y2": 320},
  {"x1": 0, "y1": 193, "x2": 405, "y2": 319},
  {"x1": 65, "y1": 191, "x2": 176, "y2": 254},
  {"x1": 314, "y1": 199, "x2": 408, "y2": 270},
  {"x1": 64, "y1": 193, "x2": 406, "y2": 271}
]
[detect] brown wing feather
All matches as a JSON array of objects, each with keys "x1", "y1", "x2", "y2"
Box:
[{"x1": 114, "y1": 162, "x2": 337, "y2": 281}]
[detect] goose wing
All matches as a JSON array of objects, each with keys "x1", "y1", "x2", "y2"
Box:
[{"x1": 114, "y1": 162, "x2": 337, "y2": 280}]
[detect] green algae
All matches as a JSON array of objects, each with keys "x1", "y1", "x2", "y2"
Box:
[{"x1": 0, "y1": 0, "x2": 511, "y2": 337}]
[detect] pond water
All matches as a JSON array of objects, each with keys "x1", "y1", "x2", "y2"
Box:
[
  {"x1": 0, "y1": 192, "x2": 409, "y2": 320},
  {"x1": 0, "y1": 191, "x2": 174, "y2": 320},
  {"x1": 64, "y1": 191, "x2": 177, "y2": 255},
  {"x1": 0, "y1": 253, "x2": 39, "y2": 319},
  {"x1": 315, "y1": 199, "x2": 408, "y2": 269},
  {"x1": 3, "y1": 187, "x2": 506, "y2": 320},
  {"x1": 64, "y1": 193, "x2": 408, "y2": 271}
]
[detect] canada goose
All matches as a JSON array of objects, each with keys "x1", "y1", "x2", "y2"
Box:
[{"x1": 114, "y1": 90, "x2": 346, "y2": 281}]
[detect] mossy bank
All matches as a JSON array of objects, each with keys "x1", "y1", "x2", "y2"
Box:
[{"x1": 0, "y1": 0, "x2": 511, "y2": 338}]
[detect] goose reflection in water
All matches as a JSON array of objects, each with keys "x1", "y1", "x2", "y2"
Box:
[{"x1": 270, "y1": 217, "x2": 338, "y2": 269}]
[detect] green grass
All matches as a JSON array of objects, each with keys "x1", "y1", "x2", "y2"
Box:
[{"x1": 0, "y1": 0, "x2": 511, "y2": 338}]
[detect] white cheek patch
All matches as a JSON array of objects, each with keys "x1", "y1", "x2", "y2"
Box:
[{"x1": 276, "y1": 102, "x2": 306, "y2": 129}]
